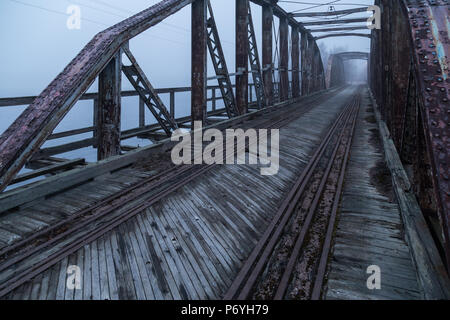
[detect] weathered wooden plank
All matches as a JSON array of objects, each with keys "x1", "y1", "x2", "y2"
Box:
[
  {"x1": 159, "y1": 198, "x2": 218, "y2": 298},
  {"x1": 371, "y1": 91, "x2": 450, "y2": 299},
  {"x1": 141, "y1": 208, "x2": 190, "y2": 299},
  {"x1": 55, "y1": 257, "x2": 69, "y2": 300},
  {"x1": 148, "y1": 205, "x2": 206, "y2": 299},
  {"x1": 37, "y1": 268, "x2": 51, "y2": 300},
  {"x1": 11, "y1": 159, "x2": 85, "y2": 185},
  {"x1": 109, "y1": 231, "x2": 137, "y2": 300},
  {"x1": 64, "y1": 253, "x2": 77, "y2": 300},
  {"x1": 169, "y1": 194, "x2": 235, "y2": 285},
  {"x1": 135, "y1": 214, "x2": 178, "y2": 299},
  {"x1": 122, "y1": 220, "x2": 155, "y2": 300},
  {"x1": 129, "y1": 216, "x2": 167, "y2": 300},
  {"x1": 82, "y1": 245, "x2": 92, "y2": 300}
]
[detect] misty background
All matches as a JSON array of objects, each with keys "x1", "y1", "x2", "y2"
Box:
[{"x1": 0, "y1": 0, "x2": 372, "y2": 164}]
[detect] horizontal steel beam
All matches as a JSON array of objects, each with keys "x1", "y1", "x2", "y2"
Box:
[
  {"x1": 249, "y1": 0, "x2": 312, "y2": 37},
  {"x1": 291, "y1": 7, "x2": 368, "y2": 17},
  {"x1": 315, "y1": 33, "x2": 371, "y2": 40},
  {"x1": 310, "y1": 26, "x2": 368, "y2": 33},
  {"x1": 302, "y1": 17, "x2": 368, "y2": 26}
]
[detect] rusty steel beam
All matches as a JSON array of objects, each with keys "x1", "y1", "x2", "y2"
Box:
[
  {"x1": 97, "y1": 50, "x2": 122, "y2": 161},
  {"x1": 250, "y1": 0, "x2": 309, "y2": 33},
  {"x1": 191, "y1": 0, "x2": 207, "y2": 126},
  {"x1": 335, "y1": 51, "x2": 369, "y2": 60},
  {"x1": 310, "y1": 26, "x2": 368, "y2": 33},
  {"x1": 325, "y1": 55, "x2": 344, "y2": 88},
  {"x1": 312, "y1": 44, "x2": 320, "y2": 93},
  {"x1": 291, "y1": 26, "x2": 300, "y2": 98},
  {"x1": 401, "y1": 0, "x2": 450, "y2": 268},
  {"x1": 302, "y1": 17, "x2": 368, "y2": 26},
  {"x1": 206, "y1": 1, "x2": 239, "y2": 118},
  {"x1": 291, "y1": 7, "x2": 368, "y2": 17},
  {"x1": 300, "y1": 31, "x2": 308, "y2": 95},
  {"x1": 279, "y1": 16, "x2": 289, "y2": 101},
  {"x1": 236, "y1": 0, "x2": 249, "y2": 114},
  {"x1": 315, "y1": 33, "x2": 371, "y2": 40},
  {"x1": 0, "y1": 0, "x2": 194, "y2": 192},
  {"x1": 122, "y1": 46, "x2": 178, "y2": 136},
  {"x1": 262, "y1": 3, "x2": 273, "y2": 105},
  {"x1": 247, "y1": 3, "x2": 266, "y2": 109},
  {"x1": 306, "y1": 37, "x2": 315, "y2": 95}
]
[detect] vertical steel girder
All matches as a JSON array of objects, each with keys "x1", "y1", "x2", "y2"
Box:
[
  {"x1": 279, "y1": 16, "x2": 289, "y2": 101},
  {"x1": 291, "y1": 26, "x2": 300, "y2": 98},
  {"x1": 312, "y1": 44, "x2": 319, "y2": 93},
  {"x1": 402, "y1": 0, "x2": 450, "y2": 267},
  {"x1": 370, "y1": 0, "x2": 450, "y2": 267},
  {"x1": 306, "y1": 37, "x2": 315, "y2": 95},
  {"x1": 236, "y1": 0, "x2": 249, "y2": 114},
  {"x1": 97, "y1": 50, "x2": 122, "y2": 161},
  {"x1": 206, "y1": 1, "x2": 240, "y2": 118},
  {"x1": 247, "y1": 3, "x2": 267, "y2": 109},
  {"x1": 325, "y1": 54, "x2": 345, "y2": 88},
  {"x1": 300, "y1": 31, "x2": 308, "y2": 95},
  {"x1": 122, "y1": 46, "x2": 178, "y2": 136},
  {"x1": 192, "y1": 0, "x2": 208, "y2": 126},
  {"x1": 262, "y1": 4, "x2": 273, "y2": 105}
]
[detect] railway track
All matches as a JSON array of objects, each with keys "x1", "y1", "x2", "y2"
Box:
[
  {"x1": 224, "y1": 90, "x2": 361, "y2": 300},
  {"x1": 0, "y1": 88, "x2": 343, "y2": 298}
]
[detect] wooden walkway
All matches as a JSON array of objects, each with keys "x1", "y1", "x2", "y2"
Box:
[
  {"x1": 1, "y1": 87, "x2": 361, "y2": 300},
  {"x1": 1, "y1": 86, "x2": 443, "y2": 300},
  {"x1": 324, "y1": 89, "x2": 422, "y2": 300}
]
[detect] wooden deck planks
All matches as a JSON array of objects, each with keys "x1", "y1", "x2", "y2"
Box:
[
  {"x1": 4, "y1": 87, "x2": 425, "y2": 300},
  {"x1": 324, "y1": 90, "x2": 422, "y2": 300}
]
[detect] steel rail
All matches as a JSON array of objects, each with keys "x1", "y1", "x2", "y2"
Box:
[
  {"x1": 274, "y1": 95, "x2": 360, "y2": 300},
  {"x1": 241, "y1": 98, "x2": 357, "y2": 300},
  {"x1": 0, "y1": 88, "x2": 340, "y2": 266},
  {"x1": 0, "y1": 89, "x2": 342, "y2": 298},
  {"x1": 310, "y1": 95, "x2": 360, "y2": 300},
  {"x1": 224, "y1": 93, "x2": 357, "y2": 300}
]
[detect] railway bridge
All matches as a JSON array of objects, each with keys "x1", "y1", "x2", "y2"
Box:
[{"x1": 0, "y1": 0, "x2": 449, "y2": 300}]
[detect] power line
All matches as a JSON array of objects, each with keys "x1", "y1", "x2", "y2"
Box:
[
  {"x1": 7, "y1": 0, "x2": 108, "y2": 27},
  {"x1": 6, "y1": 0, "x2": 190, "y2": 47},
  {"x1": 87, "y1": 0, "x2": 235, "y2": 47}
]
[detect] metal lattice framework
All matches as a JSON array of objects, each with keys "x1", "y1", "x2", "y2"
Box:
[
  {"x1": 247, "y1": 2, "x2": 267, "y2": 109},
  {"x1": 370, "y1": 0, "x2": 450, "y2": 267},
  {"x1": 122, "y1": 46, "x2": 178, "y2": 136},
  {"x1": 206, "y1": 1, "x2": 240, "y2": 118},
  {"x1": 0, "y1": 0, "x2": 327, "y2": 193}
]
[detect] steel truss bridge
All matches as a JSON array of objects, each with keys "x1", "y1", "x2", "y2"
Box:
[{"x1": 0, "y1": 0, "x2": 448, "y2": 300}]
